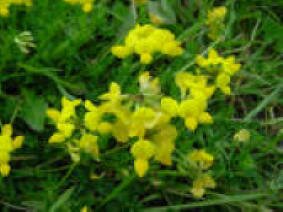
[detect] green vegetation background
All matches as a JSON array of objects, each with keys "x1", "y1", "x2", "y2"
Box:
[{"x1": 0, "y1": 0, "x2": 282, "y2": 211}]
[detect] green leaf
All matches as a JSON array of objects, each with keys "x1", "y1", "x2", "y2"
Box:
[
  {"x1": 49, "y1": 187, "x2": 75, "y2": 212},
  {"x1": 263, "y1": 17, "x2": 283, "y2": 53},
  {"x1": 20, "y1": 90, "x2": 48, "y2": 132}
]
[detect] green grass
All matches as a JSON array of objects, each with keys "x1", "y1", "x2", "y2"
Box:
[{"x1": 0, "y1": 0, "x2": 282, "y2": 211}]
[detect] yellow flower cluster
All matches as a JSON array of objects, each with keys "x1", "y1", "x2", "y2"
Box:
[
  {"x1": 0, "y1": 0, "x2": 32, "y2": 17},
  {"x1": 47, "y1": 97, "x2": 81, "y2": 144},
  {"x1": 63, "y1": 0, "x2": 95, "y2": 13},
  {"x1": 98, "y1": 74, "x2": 177, "y2": 176},
  {"x1": 206, "y1": 6, "x2": 227, "y2": 40},
  {"x1": 187, "y1": 149, "x2": 216, "y2": 198},
  {"x1": 47, "y1": 69, "x2": 221, "y2": 178},
  {"x1": 111, "y1": 24, "x2": 184, "y2": 64},
  {"x1": 47, "y1": 97, "x2": 98, "y2": 162},
  {"x1": 196, "y1": 48, "x2": 241, "y2": 95},
  {"x1": 191, "y1": 174, "x2": 216, "y2": 198},
  {"x1": 174, "y1": 72, "x2": 215, "y2": 131},
  {"x1": 47, "y1": 97, "x2": 100, "y2": 162},
  {"x1": 0, "y1": 124, "x2": 24, "y2": 176},
  {"x1": 46, "y1": 73, "x2": 175, "y2": 177}
]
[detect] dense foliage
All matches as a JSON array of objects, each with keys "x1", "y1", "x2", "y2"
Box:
[{"x1": 0, "y1": 0, "x2": 282, "y2": 211}]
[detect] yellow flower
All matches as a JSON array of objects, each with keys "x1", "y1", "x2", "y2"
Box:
[
  {"x1": 152, "y1": 124, "x2": 177, "y2": 166},
  {"x1": 0, "y1": 0, "x2": 32, "y2": 17},
  {"x1": 133, "y1": 159, "x2": 149, "y2": 177},
  {"x1": 47, "y1": 97, "x2": 81, "y2": 144},
  {"x1": 57, "y1": 123, "x2": 75, "y2": 138},
  {"x1": 60, "y1": 97, "x2": 81, "y2": 122},
  {"x1": 12, "y1": 136, "x2": 24, "y2": 149},
  {"x1": 67, "y1": 143, "x2": 80, "y2": 162},
  {"x1": 46, "y1": 108, "x2": 61, "y2": 123},
  {"x1": 99, "y1": 82, "x2": 122, "y2": 104},
  {"x1": 0, "y1": 6, "x2": 9, "y2": 17},
  {"x1": 222, "y1": 56, "x2": 241, "y2": 75},
  {"x1": 196, "y1": 49, "x2": 223, "y2": 69},
  {"x1": 178, "y1": 98, "x2": 212, "y2": 131},
  {"x1": 0, "y1": 124, "x2": 24, "y2": 177},
  {"x1": 160, "y1": 97, "x2": 179, "y2": 117},
  {"x1": 131, "y1": 139, "x2": 155, "y2": 160},
  {"x1": 175, "y1": 72, "x2": 215, "y2": 99},
  {"x1": 206, "y1": 6, "x2": 227, "y2": 25},
  {"x1": 0, "y1": 152, "x2": 10, "y2": 165},
  {"x1": 175, "y1": 72, "x2": 192, "y2": 97},
  {"x1": 140, "y1": 53, "x2": 153, "y2": 64},
  {"x1": 206, "y1": 6, "x2": 227, "y2": 40},
  {"x1": 48, "y1": 123, "x2": 75, "y2": 143},
  {"x1": 129, "y1": 107, "x2": 157, "y2": 138},
  {"x1": 111, "y1": 120, "x2": 130, "y2": 143},
  {"x1": 64, "y1": 0, "x2": 95, "y2": 13},
  {"x1": 131, "y1": 139, "x2": 155, "y2": 177},
  {"x1": 80, "y1": 206, "x2": 89, "y2": 212},
  {"x1": 191, "y1": 174, "x2": 216, "y2": 198},
  {"x1": 178, "y1": 99, "x2": 205, "y2": 118},
  {"x1": 48, "y1": 132, "x2": 66, "y2": 143},
  {"x1": 233, "y1": 129, "x2": 250, "y2": 143},
  {"x1": 2, "y1": 124, "x2": 12, "y2": 137},
  {"x1": 111, "y1": 46, "x2": 132, "y2": 59},
  {"x1": 0, "y1": 163, "x2": 11, "y2": 177},
  {"x1": 188, "y1": 149, "x2": 214, "y2": 170},
  {"x1": 79, "y1": 133, "x2": 99, "y2": 158},
  {"x1": 97, "y1": 122, "x2": 112, "y2": 134},
  {"x1": 216, "y1": 73, "x2": 231, "y2": 95},
  {"x1": 112, "y1": 24, "x2": 183, "y2": 64},
  {"x1": 139, "y1": 71, "x2": 161, "y2": 95},
  {"x1": 175, "y1": 72, "x2": 215, "y2": 131},
  {"x1": 84, "y1": 100, "x2": 102, "y2": 132},
  {"x1": 195, "y1": 48, "x2": 241, "y2": 95}
]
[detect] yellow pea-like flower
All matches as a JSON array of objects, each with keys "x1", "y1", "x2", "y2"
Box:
[
  {"x1": 188, "y1": 149, "x2": 214, "y2": 170},
  {"x1": 195, "y1": 48, "x2": 241, "y2": 95},
  {"x1": 134, "y1": 159, "x2": 149, "y2": 177},
  {"x1": 0, "y1": 0, "x2": 32, "y2": 17},
  {"x1": 0, "y1": 152, "x2": 10, "y2": 164},
  {"x1": 0, "y1": 163, "x2": 11, "y2": 177},
  {"x1": 161, "y1": 97, "x2": 179, "y2": 117},
  {"x1": 48, "y1": 132, "x2": 66, "y2": 143},
  {"x1": 206, "y1": 6, "x2": 227, "y2": 40},
  {"x1": 234, "y1": 129, "x2": 251, "y2": 143},
  {"x1": 199, "y1": 112, "x2": 213, "y2": 124},
  {"x1": 152, "y1": 125, "x2": 177, "y2": 166},
  {"x1": 111, "y1": 120, "x2": 130, "y2": 143},
  {"x1": 216, "y1": 73, "x2": 231, "y2": 95},
  {"x1": 12, "y1": 136, "x2": 25, "y2": 149},
  {"x1": 131, "y1": 139, "x2": 155, "y2": 160},
  {"x1": 112, "y1": 24, "x2": 183, "y2": 64},
  {"x1": 130, "y1": 107, "x2": 157, "y2": 137},
  {"x1": 191, "y1": 174, "x2": 216, "y2": 198},
  {"x1": 0, "y1": 124, "x2": 24, "y2": 176},
  {"x1": 97, "y1": 122, "x2": 112, "y2": 134},
  {"x1": 79, "y1": 133, "x2": 99, "y2": 158},
  {"x1": 131, "y1": 139, "x2": 155, "y2": 177},
  {"x1": 111, "y1": 46, "x2": 132, "y2": 59},
  {"x1": 64, "y1": 0, "x2": 95, "y2": 13},
  {"x1": 185, "y1": 117, "x2": 198, "y2": 131}
]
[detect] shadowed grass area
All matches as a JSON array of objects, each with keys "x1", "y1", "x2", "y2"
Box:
[{"x1": 0, "y1": 0, "x2": 282, "y2": 211}]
